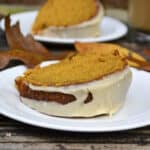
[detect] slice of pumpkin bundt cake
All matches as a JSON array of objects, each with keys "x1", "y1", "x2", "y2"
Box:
[
  {"x1": 15, "y1": 52, "x2": 132, "y2": 118},
  {"x1": 32, "y1": 0, "x2": 104, "y2": 38}
]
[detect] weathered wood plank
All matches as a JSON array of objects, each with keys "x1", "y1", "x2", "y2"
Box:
[
  {"x1": 0, "y1": 121, "x2": 150, "y2": 134},
  {"x1": 0, "y1": 116, "x2": 150, "y2": 144},
  {"x1": 0, "y1": 126, "x2": 150, "y2": 144},
  {"x1": 0, "y1": 143, "x2": 150, "y2": 150},
  {"x1": 1, "y1": 115, "x2": 150, "y2": 132}
]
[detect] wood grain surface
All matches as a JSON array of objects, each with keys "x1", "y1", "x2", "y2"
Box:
[{"x1": 0, "y1": 115, "x2": 150, "y2": 150}]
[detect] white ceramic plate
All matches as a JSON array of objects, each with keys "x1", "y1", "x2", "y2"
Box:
[
  {"x1": 0, "y1": 62, "x2": 150, "y2": 132},
  {"x1": 0, "y1": 11, "x2": 128, "y2": 44}
]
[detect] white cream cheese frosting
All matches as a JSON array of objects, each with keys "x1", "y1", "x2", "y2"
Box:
[
  {"x1": 35, "y1": 2, "x2": 104, "y2": 38},
  {"x1": 21, "y1": 66, "x2": 132, "y2": 118}
]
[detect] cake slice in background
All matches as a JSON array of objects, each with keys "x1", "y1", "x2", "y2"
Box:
[{"x1": 32, "y1": 0, "x2": 104, "y2": 38}]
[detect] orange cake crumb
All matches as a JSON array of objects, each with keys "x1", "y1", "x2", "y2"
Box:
[{"x1": 19, "y1": 52, "x2": 126, "y2": 87}]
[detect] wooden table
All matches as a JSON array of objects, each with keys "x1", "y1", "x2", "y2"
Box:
[{"x1": 0, "y1": 26, "x2": 150, "y2": 150}]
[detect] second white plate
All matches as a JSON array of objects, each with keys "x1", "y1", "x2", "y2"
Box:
[{"x1": 0, "y1": 11, "x2": 128, "y2": 44}]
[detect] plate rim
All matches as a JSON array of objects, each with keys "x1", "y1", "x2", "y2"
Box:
[
  {"x1": 0, "y1": 10, "x2": 128, "y2": 44},
  {"x1": 0, "y1": 65, "x2": 150, "y2": 132},
  {"x1": 0, "y1": 106, "x2": 150, "y2": 133}
]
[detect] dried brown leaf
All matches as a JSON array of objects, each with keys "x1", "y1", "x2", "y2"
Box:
[
  {"x1": 0, "y1": 16, "x2": 73, "y2": 69},
  {"x1": 75, "y1": 42, "x2": 149, "y2": 70},
  {"x1": 0, "y1": 49, "x2": 48, "y2": 69},
  {"x1": 144, "y1": 49, "x2": 150, "y2": 57},
  {"x1": 127, "y1": 56, "x2": 150, "y2": 72},
  {"x1": 5, "y1": 15, "x2": 52, "y2": 58}
]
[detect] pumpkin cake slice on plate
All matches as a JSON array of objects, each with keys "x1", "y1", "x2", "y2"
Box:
[
  {"x1": 32, "y1": 0, "x2": 104, "y2": 38},
  {"x1": 15, "y1": 52, "x2": 132, "y2": 118}
]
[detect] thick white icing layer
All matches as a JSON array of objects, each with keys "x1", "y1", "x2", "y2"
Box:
[{"x1": 21, "y1": 67, "x2": 132, "y2": 117}]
